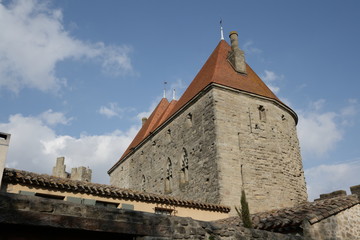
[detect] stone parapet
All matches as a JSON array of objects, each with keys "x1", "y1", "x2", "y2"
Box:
[
  {"x1": 0, "y1": 192, "x2": 303, "y2": 240},
  {"x1": 317, "y1": 190, "x2": 347, "y2": 200},
  {"x1": 350, "y1": 184, "x2": 360, "y2": 198}
]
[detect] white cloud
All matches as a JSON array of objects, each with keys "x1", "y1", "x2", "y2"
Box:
[
  {"x1": 98, "y1": 102, "x2": 135, "y2": 119},
  {"x1": 262, "y1": 70, "x2": 280, "y2": 82},
  {"x1": 260, "y1": 70, "x2": 283, "y2": 94},
  {"x1": 298, "y1": 110, "x2": 342, "y2": 157},
  {"x1": 39, "y1": 109, "x2": 72, "y2": 126},
  {"x1": 310, "y1": 99, "x2": 325, "y2": 111},
  {"x1": 0, "y1": 0, "x2": 134, "y2": 93},
  {"x1": 341, "y1": 99, "x2": 357, "y2": 117},
  {"x1": 98, "y1": 102, "x2": 122, "y2": 118},
  {"x1": 243, "y1": 41, "x2": 262, "y2": 55},
  {"x1": 297, "y1": 99, "x2": 358, "y2": 157},
  {"x1": 305, "y1": 160, "x2": 360, "y2": 200},
  {"x1": 0, "y1": 111, "x2": 139, "y2": 183}
]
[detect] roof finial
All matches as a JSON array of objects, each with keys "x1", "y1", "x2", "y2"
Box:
[
  {"x1": 220, "y1": 19, "x2": 224, "y2": 40},
  {"x1": 172, "y1": 89, "x2": 176, "y2": 100},
  {"x1": 163, "y1": 81, "x2": 167, "y2": 98}
]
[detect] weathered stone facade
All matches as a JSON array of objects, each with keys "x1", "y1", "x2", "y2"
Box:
[
  {"x1": 0, "y1": 132, "x2": 10, "y2": 186},
  {"x1": 303, "y1": 204, "x2": 360, "y2": 240},
  {"x1": 110, "y1": 88, "x2": 221, "y2": 205},
  {"x1": 213, "y1": 87, "x2": 307, "y2": 212},
  {"x1": 110, "y1": 84, "x2": 307, "y2": 214},
  {"x1": 53, "y1": 156, "x2": 92, "y2": 182},
  {"x1": 0, "y1": 192, "x2": 303, "y2": 240}
]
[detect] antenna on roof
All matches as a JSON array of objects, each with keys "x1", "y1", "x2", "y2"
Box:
[
  {"x1": 172, "y1": 89, "x2": 176, "y2": 100},
  {"x1": 220, "y1": 18, "x2": 224, "y2": 40},
  {"x1": 163, "y1": 81, "x2": 167, "y2": 98}
]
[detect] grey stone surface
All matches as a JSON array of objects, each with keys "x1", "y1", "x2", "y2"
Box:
[
  {"x1": 0, "y1": 192, "x2": 303, "y2": 239},
  {"x1": 52, "y1": 156, "x2": 92, "y2": 182},
  {"x1": 228, "y1": 31, "x2": 247, "y2": 74},
  {"x1": 110, "y1": 85, "x2": 308, "y2": 215},
  {"x1": 303, "y1": 204, "x2": 360, "y2": 240},
  {"x1": 0, "y1": 132, "x2": 11, "y2": 187},
  {"x1": 110, "y1": 88, "x2": 221, "y2": 205}
]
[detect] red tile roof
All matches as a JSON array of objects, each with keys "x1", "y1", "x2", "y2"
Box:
[
  {"x1": 215, "y1": 194, "x2": 359, "y2": 233},
  {"x1": 3, "y1": 168, "x2": 231, "y2": 213},
  {"x1": 118, "y1": 98, "x2": 170, "y2": 160},
  {"x1": 167, "y1": 40, "x2": 280, "y2": 120},
  {"x1": 109, "y1": 40, "x2": 284, "y2": 172}
]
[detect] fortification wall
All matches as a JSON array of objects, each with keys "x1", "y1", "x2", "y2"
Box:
[
  {"x1": 212, "y1": 87, "x2": 308, "y2": 213},
  {"x1": 110, "y1": 85, "x2": 307, "y2": 214},
  {"x1": 110, "y1": 90, "x2": 221, "y2": 204},
  {"x1": 303, "y1": 204, "x2": 360, "y2": 240}
]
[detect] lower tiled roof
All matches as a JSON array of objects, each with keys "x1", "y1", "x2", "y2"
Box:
[
  {"x1": 3, "y1": 168, "x2": 230, "y2": 213},
  {"x1": 215, "y1": 194, "x2": 359, "y2": 232}
]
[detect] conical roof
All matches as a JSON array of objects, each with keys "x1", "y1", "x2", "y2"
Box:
[
  {"x1": 167, "y1": 40, "x2": 280, "y2": 119},
  {"x1": 109, "y1": 40, "x2": 283, "y2": 172}
]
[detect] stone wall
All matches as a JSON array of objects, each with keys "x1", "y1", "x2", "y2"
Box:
[
  {"x1": 303, "y1": 204, "x2": 360, "y2": 240},
  {"x1": 0, "y1": 132, "x2": 11, "y2": 186},
  {"x1": 110, "y1": 84, "x2": 308, "y2": 214},
  {"x1": 110, "y1": 89, "x2": 221, "y2": 205},
  {"x1": 212, "y1": 87, "x2": 308, "y2": 213},
  {"x1": 71, "y1": 166, "x2": 92, "y2": 182},
  {"x1": 0, "y1": 192, "x2": 303, "y2": 240}
]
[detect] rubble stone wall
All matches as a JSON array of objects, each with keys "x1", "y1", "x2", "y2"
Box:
[
  {"x1": 0, "y1": 193, "x2": 303, "y2": 240},
  {"x1": 110, "y1": 89, "x2": 221, "y2": 205},
  {"x1": 212, "y1": 87, "x2": 308, "y2": 213},
  {"x1": 110, "y1": 85, "x2": 308, "y2": 214},
  {"x1": 303, "y1": 204, "x2": 360, "y2": 240}
]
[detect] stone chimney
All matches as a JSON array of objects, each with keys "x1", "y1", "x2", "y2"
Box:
[
  {"x1": 142, "y1": 117, "x2": 148, "y2": 126},
  {"x1": 0, "y1": 132, "x2": 11, "y2": 187},
  {"x1": 71, "y1": 166, "x2": 92, "y2": 182},
  {"x1": 350, "y1": 185, "x2": 360, "y2": 198},
  {"x1": 228, "y1": 31, "x2": 247, "y2": 74},
  {"x1": 52, "y1": 157, "x2": 69, "y2": 178}
]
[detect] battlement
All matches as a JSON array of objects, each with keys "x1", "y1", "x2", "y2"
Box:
[
  {"x1": 315, "y1": 185, "x2": 360, "y2": 201},
  {"x1": 70, "y1": 166, "x2": 92, "y2": 182},
  {"x1": 52, "y1": 157, "x2": 92, "y2": 182}
]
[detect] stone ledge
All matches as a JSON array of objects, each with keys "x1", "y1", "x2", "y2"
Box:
[
  {"x1": 0, "y1": 192, "x2": 303, "y2": 239},
  {"x1": 0, "y1": 192, "x2": 172, "y2": 237}
]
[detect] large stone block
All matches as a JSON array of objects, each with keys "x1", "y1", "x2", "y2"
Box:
[{"x1": 110, "y1": 85, "x2": 308, "y2": 214}]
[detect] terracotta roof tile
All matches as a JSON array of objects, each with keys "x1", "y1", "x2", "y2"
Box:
[
  {"x1": 167, "y1": 40, "x2": 280, "y2": 121},
  {"x1": 114, "y1": 98, "x2": 170, "y2": 163},
  {"x1": 215, "y1": 195, "x2": 359, "y2": 233},
  {"x1": 110, "y1": 40, "x2": 285, "y2": 170},
  {"x1": 152, "y1": 99, "x2": 178, "y2": 130},
  {"x1": 3, "y1": 168, "x2": 230, "y2": 213}
]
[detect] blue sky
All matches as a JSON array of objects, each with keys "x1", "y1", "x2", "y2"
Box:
[{"x1": 0, "y1": 0, "x2": 359, "y2": 200}]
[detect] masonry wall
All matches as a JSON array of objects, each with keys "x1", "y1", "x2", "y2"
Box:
[
  {"x1": 303, "y1": 204, "x2": 360, "y2": 240},
  {"x1": 110, "y1": 89, "x2": 221, "y2": 205},
  {"x1": 212, "y1": 87, "x2": 307, "y2": 213},
  {"x1": 0, "y1": 192, "x2": 303, "y2": 240},
  {"x1": 110, "y1": 85, "x2": 308, "y2": 214},
  {"x1": 5, "y1": 183, "x2": 229, "y2": 221}
]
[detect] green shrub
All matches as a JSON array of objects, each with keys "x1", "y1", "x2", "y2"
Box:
[{"x1": 235, "y1": 189, "x2": 252, "y2": 228}]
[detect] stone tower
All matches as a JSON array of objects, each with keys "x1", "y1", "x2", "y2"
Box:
[{"x1": 108, "y1": 32, "x2": 308, "y2": 214}]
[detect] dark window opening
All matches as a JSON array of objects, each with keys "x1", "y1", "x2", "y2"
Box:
[
  {"x1": 35, "y1": 193, "x2": 65, "y2": 200},
  {"x1": 180, "y1": 148, "x2": 189, "y2": 184},
  {"x1": 165, "y1": 158, "x2": 173, "y2": 193},
  {"x1": 0, "y1": 133, "x2": 7, "y2": 140},
  {"x1": 258, "y1": 105, "x2": 266, "y2": 122},
  {"x1": 95, "y1": 200, "x2": 119, "y2": 208},
  {"x1": 155, "y1": 207, "x2": 174, "y2": 215}
]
